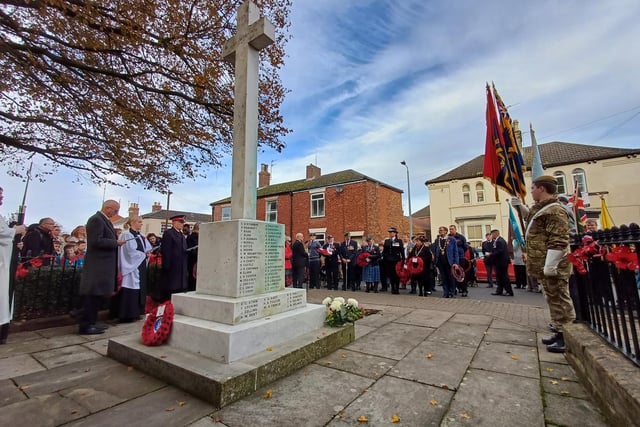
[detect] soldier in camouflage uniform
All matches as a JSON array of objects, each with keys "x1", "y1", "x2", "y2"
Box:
[{"x1": 512, "y1": 175, "x2": 575, "y2": 353}]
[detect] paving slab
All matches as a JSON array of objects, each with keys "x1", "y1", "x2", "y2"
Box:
[
  {"x1": 542, "y1": 376, "x2": 590, "y2": 400},
  {"x1": 425, "y1": 321, "x2": 487, "y2": 348},
  {"x1": 0, "y1": 354, "x2": 45, "y2": 380},
  {"x1": 0, "y1": 392, "x2": 89, "y2": 426},
  {"x1": 540, "y1": 361, "x2": 578, "y2": 381},
  {"x1": 63, "y1": 386, "x2": 215, "y2": 427},
  {"x1": 211, "y1": 364, "x2": 374, "y2": 427},
  {"x1": 354, "y1": 306, "x2": 410, "y2": 328},
  {"x1": 345, "y1": 322, "x2": 432, "y2": 360},
  {"x1": 326, "y1": 375, "x2": 453, "y2": 426},
  {"x1": 4, "y1": 330, "x2": 42, "y2": 344},
  {"x1": 81, "y1": 337, "x2": 111, "y2": 356},
  {"x1": 442, "y1": 368, "x2": 544, "y2": 427},
  {"x1": 394, "y1": 308, "x2": 453, "y2": 328},
  {"x1": 316, "y1": 349, "x2": 395, "y2": 379},
  {"x1": 544, "y1": 393, "x2": 609, "y2": 427},
  {"x1": 0, "y1": 334, "x2": 86, "y2": 358},
  {"x1": 470, "y1": 341, "x2": 539, "y2": 379},
  {"x1": 353, "y1": 323, "x2": 375, "y2": 339},
  {"x1": 0, "y1": 378, "x2": 27, "y2": 406},
  {"x1": 490, "y1": 318, "x2": 533, "y2": 331},
  {"x1": 483, "y1": 328, "x2": 537, "y2": 347},
  {"x1": 391, "y1": 341, "x2": 477, "y2": 391},
  {"x1": 32, "y1": 344, "x2": 102, "y2": 369},
  {"x1": 448, "y1": 313, "x2": 493, "y2": 326},
  {"x1": 37, "y1": 324, "x2": 78, "y2": 338}
]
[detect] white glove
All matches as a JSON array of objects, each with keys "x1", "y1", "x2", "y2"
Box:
[
  {"x1": 510, "y1": 197, "x2": 522, "y2": 206},
  {"x1": 543, "y1": 249, "x2": 565, "y2": 276}
]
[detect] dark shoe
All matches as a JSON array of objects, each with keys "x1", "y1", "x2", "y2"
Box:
[
  {"x1": 79, "y1": 326, "x2": 105, "y2": 335},
  {"x1": 425, "y1": 291, "x2": 432, "y2": 296},
  {"x1": 542, "y1": 333, "x2": 559, "y2": 345},
  {"x1": 486, "y1": 285, "x2": 493, "y2": 288},
  {"x1": 506, "y1": 293, "x2": 514, "y2": 296},
  {"x1": 491, "y1": 292, "x2": 504, "y2": 296},
  {"x1": 546, "y1": 333, "x2": 566, "y2": 353},
  {"x1": 94, "y1": 322, "x2": 109, "y2": 330}
]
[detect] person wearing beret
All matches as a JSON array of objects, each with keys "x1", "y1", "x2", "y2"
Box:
[
  {"x1": 157, "y1": 215, "x2": 188, "y2": 301},
  {"x1": 321, "y1": 235, "x2": 341, "y2": 290},
  {"x1": 339, "y1": 232, "x2": 359, "y2": 291},
  {"x1": 512, "y1": 175, "x2": 575, "y2": 353}
]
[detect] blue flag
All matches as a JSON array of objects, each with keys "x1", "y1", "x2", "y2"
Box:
[{"x1": 509, "y1": 203, "x2": 525, "y2": 245}]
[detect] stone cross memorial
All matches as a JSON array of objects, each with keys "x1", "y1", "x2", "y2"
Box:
[{"x1": 168, "y1": 0, "x2": 325, "y2": 363}]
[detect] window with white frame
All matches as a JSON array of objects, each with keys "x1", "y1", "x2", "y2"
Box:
[
  {"x1": 265, "y1": 200, "x2": 277, "y2": 222},
  {"x1": 572, "y1": 168, "x2": 587, "y2": 193},
  {"x1": 462, "y1": 184, "x2": 471, "y2": 204},
  {"x1": 475, "y1": 182, "x2": 485, "y2": 203},
  {"x1": 221, "y1": 206, "x2": 231, "y2": 221},
  {"x1": 310, "y1": 192, "x2": 325, "y2": 217},
  {"x1": 554, "y1": 171, "x2": 567, "y2": 195}
]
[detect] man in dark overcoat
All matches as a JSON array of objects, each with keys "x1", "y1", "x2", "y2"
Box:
[
  {"x1": 78, "y1": 200, "x2": 124, "y2": 335},
  {"x1": 157, "y1": 214, "x2": 188, "y2": 301},
  {"x1": 291, "y1": 232, "x2": 308, "y2": 289},
  {"x1": 487, "y1": 229, "x2": 513, "y2": 296}
]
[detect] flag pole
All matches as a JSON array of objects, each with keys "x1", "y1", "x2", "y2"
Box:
[{"x1": 16, "y1": 161, "x2": 33, "y2": 226}]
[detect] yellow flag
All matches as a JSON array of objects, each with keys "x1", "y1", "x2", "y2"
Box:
[{"x1": 599, "y1": 197, "x2": 614, "y2": 230}]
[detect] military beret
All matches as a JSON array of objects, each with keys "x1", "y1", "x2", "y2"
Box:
[{"x1": 532, "y1": 175, "x2": 557, "y2": 185}]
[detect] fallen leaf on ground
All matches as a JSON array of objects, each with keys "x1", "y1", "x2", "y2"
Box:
[
  {"x1": 425, "y1": 353, "x2": 433, "y2": 359},
  {"x1": 19, "y1": 385, "x2": 30, "y2": 391},
  {"x1": 560, "y1": 377, "x2": 570, "y2": 381},
  {"x1": 160, "y1": 355, "x2": 167, "y2": 359},
  {"x1": 357, "y1": 415, "x2": 368, "y2": 422},
  {"x1": 430, "y1": 400, "x2": 438, "y2": 406},
  {"x1": 127, "y1": 366, "x2": 134, "y2": 371},
  {"x1": 511, "y1": 355, "x2": 519, "y2": 360},
  {"x1": 71, "y1": 410, "x2": 78, "y2": 415},
  {"x1": 341, "y1": 353, "x2": 347, "y2": 358},
  {"x1": 211, "y1": 416, "x2": 222, "y2": 423},
  {"x1": 560, "y1": 391, "x2": 571, "y2": 395},
  {"x1": 264, "y1": 389, "x2": 273, "y2": 399},
  {"x1": 461, "y1": 412, "x2": 471, "y2": 419},
  {"x1": 266, "y1": 347, "x2": 273, "y2": 351},
  {"x1": 177, "y1": 401, "x2": 186, "y2": 406},
  {"x1": 390, "y1": 414, "x2": 400, "y2": 423},
  {"x1": 165, "y1": 407, "x2": 175, "y2": 412},
  {"x1": 546, "y1": 367, "x2": 554, "y2": 372},
  {"x1": 325, "y1": 361, "x2": 332, "y2": 365},
  {"x1": 549, "y1": 380, "x2": 558, "y2": 385}
]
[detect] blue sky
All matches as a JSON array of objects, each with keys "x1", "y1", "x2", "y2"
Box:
[{"x1": 2, "y1": 0, "x2": 640, "y2": 230}]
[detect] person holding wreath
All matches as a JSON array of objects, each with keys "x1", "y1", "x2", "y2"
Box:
[
  {"x1": 360, "y1": 236, "x2": 381, "y2": 293},
  {"x1": 408, "y1": 236, "x2": 433, "y2": 296},
  {"x1": 432, "y1": 226, "x2": 459, "y2": 298}
]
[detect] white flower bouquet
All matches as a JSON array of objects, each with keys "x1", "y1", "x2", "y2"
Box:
[{"x1": 322, "y1": 296, "x2": 364, "y2": 327}]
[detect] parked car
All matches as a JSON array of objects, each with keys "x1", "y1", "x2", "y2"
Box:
[{"x1": 473, "y1": 248, "x2": 516, "y2": 283}]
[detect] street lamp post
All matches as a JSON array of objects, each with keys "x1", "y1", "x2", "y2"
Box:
[{"x1": 400, "y1": 160, "x2": 412, "y2": 238}]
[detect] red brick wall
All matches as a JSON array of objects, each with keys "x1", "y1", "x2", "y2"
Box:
[{"x1": 211, "y1": 179, "x2": 404, "y2": 243}]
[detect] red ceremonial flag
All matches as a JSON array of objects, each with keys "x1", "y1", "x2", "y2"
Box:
[{"x1": 483, "y1": 84, "x2": 514, "y2": 198}]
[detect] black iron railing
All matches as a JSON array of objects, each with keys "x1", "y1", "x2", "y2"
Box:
[{"x1": 572, "y1": 224, "x2": 640, "y2": 367}]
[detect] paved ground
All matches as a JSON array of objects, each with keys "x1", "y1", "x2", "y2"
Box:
[{"x1": 0, "y1": 286, "x2": 610, "y2": 426}]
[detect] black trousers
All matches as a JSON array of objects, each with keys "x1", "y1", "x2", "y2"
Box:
[
  {"x1": 495, "y1": 264, "x2": 513, "y2": 295},
  {"x1": 79, "y1": 295, "x2": 101, "y2": 329}
]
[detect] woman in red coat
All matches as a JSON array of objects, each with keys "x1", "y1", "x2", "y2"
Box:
[{"x1": 284, "y1": 236, "x2": 293, "y2": 287}]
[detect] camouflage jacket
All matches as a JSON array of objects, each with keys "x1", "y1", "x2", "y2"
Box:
[{"x1": 524, "y1": 197, "x2": 571, "y2": 279}]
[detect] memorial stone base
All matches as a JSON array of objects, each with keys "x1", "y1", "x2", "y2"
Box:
[{"x1": 107, "y1": 219, "x2": 354, "y2": 408}]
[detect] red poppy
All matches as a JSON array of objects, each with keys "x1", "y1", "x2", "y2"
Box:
[
  {"x1": 15, "y1": 264, "x2": 29, "y2": 279},
  {"x1": 30, "y1": 258, "x2": 43, "y2": 268}
]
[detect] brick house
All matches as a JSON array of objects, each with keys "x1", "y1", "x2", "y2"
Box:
[
  {"x1": 210, "y1": 164, "x2": 405, "y2": 245},
  {"x1": 113, "y1": 202, "x2": 211, "y2": 236}
]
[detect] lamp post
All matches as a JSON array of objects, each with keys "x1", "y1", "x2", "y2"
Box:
[{"x1": 400, "y1": 160, "x2": 412, "y2": 238}]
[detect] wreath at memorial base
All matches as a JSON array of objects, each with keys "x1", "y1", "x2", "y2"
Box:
[
  {"x1": 395, "y1": 261, "x2": 410, "y2": 284},
  {"x1": 407, "y1": 256, "x2": 424, "y2": 275},
  {"x1": 356, "y1": 252, "x2": 371, "y2": 267},
  {"x1": 141, "y1": 301, "x2": 174, "y2": 346},
  {"x1": 451, "y1": 264, "x2": 465, "y2": 283}
]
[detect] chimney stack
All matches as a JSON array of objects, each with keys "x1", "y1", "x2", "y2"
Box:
[
  {"x1": 152, "y1": 202, "x2": 162, "y2": 213},
  {"x1": 306, "y1": 164, "x2": 321, "y2": 179},
  {"x1": 128, "y1": 202, "x2": 140, "y2": 217},
  {"x1": 258, "y1": 163, "x2": 271, "y2": 188}
]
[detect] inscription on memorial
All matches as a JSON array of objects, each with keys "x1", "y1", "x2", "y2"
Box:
[
  {"x1": 236, "y1": 220, "x2": 284, "y2": 296},
  {"x1": 235, "y1": 289, "x2": 306, "y2": 323}
]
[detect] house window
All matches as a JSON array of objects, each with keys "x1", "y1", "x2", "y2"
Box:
[
  {"x1": 221, "y1": 206, "x2": 231, "y2": 221},
  {"x1": 462, "y1": 184, "x2": 470, "y2": 204},
  {"x1": 310, "y1": 192, "x2": 325, "y2": 217},
  {"x1": 572, "y1": 168, "x2": 589, "y2": 205},
  {"x1": 266, "y1": 200, "x2": 277, "y2": 222},
  {"x1": 554, "y1": 172, "x2": 566, "y2": 195},
  {"x1": 475, "y1": 183, "x2": 485, "y2": 203},
  {"x1": 160, "y1": 223, "x2": 168, "y2": 234}
]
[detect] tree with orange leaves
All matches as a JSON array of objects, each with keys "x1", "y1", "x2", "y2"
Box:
[{"x1": 0, "y1": 0, "x2": 292, "y2": 190}]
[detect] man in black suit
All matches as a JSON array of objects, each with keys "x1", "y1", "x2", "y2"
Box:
[
  {"x1": 383, "y1": 227, "x2": 404, "y2": 294},
  {"x1": 487, "y1": 229, "x2": 513, "y2": 296},
  {"x1": 481, "y1": 233, "x2": 495, "y2": 288},
  {"x1": 158, "y1": 214, "x2": 188, "y2": 301},
  {"x1": 78, "y1": 200, "x2": 125, "y2": 335},
  {"x1": 291, "y1": 232, "x2": 308, "y2": 288},
  {"x1": 21, "y1": 217, "x2": 56, "y2": 265},
  {"x1": 339, "y1": 232, "x2": 358, "y2": 291}
]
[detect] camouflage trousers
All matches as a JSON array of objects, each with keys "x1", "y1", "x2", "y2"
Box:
[{"x1": 541, "y1": 275, "x2": 576, "y2": 331}]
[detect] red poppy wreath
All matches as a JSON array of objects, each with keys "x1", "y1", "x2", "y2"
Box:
[
  {"x1": 142, "y1": 301, "x2": 175, "y2": 346},
  {"x1": 407, "y1": 256, "x2": 424, "y2": 275},
  {"x1": 356, "y1": 252, "x2": 371, "y2": 267}
]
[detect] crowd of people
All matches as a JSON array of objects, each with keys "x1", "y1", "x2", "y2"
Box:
[
  {"x1": 0, "y1": 194, "x2": 200, "y2": 339},
  {"x1": 284, "y1": 225, "x2": 486, "y2": 298}
]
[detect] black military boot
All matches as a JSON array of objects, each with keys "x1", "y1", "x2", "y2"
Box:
[
  {"x1": 541, "y1": 332, "x2": 560, "y2": 345},
  {"x1": 546, "y1": 333, "x2": 566, "y2": 353}
]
